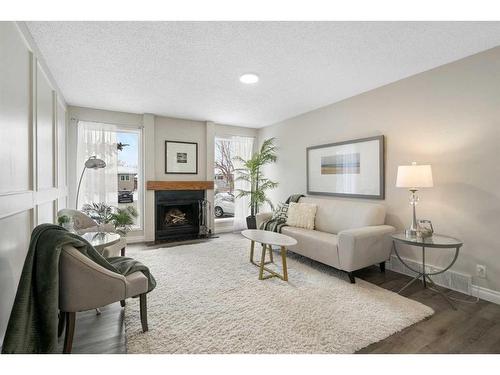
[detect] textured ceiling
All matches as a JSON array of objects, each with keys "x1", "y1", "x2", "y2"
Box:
[{"x1": 26, "y1": 22, "x2": 500, "y2": 128}]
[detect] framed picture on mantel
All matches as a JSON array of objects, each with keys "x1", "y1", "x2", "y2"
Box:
[
  {"x1": 165, "y1": 140, "x2": 198, "y2": 174},
  {"x1": 306, "y1": 135, "x2": 385, "y2": 199}
]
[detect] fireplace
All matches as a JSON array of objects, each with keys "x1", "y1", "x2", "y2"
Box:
[{"x1": 155, "y1": 190, "x2": 205, "y2": 241}]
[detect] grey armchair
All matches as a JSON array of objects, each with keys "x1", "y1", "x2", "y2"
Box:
[
  {"x1": 58, "y1": 245, "x2": 149, "y2": 353},
  {"x1": 57, "y1": 209, "x2": 127, "y2": 257}
]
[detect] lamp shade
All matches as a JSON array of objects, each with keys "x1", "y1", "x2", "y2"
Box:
[
  {"x1": 396, "y1": 162, "x2": 433, "y2": 188},
  {"x1": 84, "y1": 156, "x2": 106, "y2": 169}
]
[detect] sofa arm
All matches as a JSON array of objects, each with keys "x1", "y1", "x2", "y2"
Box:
[
  {"x1": 337, "y1": 225, "x2": 396, "y2": 272},
  {"x1": 256, "y1": 212, "x2": 273, "y2": 229}
]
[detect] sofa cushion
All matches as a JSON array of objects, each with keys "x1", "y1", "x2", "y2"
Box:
[
  {"x1": 299, "y1": 196, "x2": 386, "y2": 234},
  {"x1": 281, "y1": 226, "x2": 340, "y2": 268},
  {"x1": 286, "y1": 202, "x2": 317, "y2": 230}
]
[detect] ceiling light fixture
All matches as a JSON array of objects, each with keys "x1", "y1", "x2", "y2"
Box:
[{"x1": 239, "y1": 73, "x2": 259, "y2": 84}]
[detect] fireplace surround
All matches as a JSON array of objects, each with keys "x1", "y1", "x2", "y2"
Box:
[{"x1": 155, "y1": 190, "x2": 205, "y2": 242}]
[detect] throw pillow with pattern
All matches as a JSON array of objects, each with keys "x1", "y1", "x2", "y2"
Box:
[{"x1": 271, "y1": 202, "x2": 289, "y2": 222}]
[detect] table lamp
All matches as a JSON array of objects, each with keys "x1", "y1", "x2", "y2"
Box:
[{"x1": 396, "y1": 162, "x2": 433, "y2": 237}]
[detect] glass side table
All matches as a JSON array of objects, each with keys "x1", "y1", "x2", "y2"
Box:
[{"x1": 391, "y1": 232, "x2": 463, "y2": 310}]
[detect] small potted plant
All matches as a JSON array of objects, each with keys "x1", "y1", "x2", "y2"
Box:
[
  {"x1": 57, "y1": 215, "x2": 73, "y2": 231},
  {"x1": 234, "y1": 138, "x2": 279, "y2": 229}
]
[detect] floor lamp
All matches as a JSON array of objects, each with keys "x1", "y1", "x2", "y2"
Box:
[{"x1": 76, "y1": 156, "x2": 106, "y2": 209}]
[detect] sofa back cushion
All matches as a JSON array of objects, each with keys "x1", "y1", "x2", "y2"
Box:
[{"x1": 299, "y1": 196, "x2": 386, "y2": 234}]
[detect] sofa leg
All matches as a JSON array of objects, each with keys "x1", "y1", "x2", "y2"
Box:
[
  {"x1": 63, "y1": 312, "x2": 76, "y2": 354},
  {"x1": 380, "y1": 261, "x2": 386, "y2": 273},
  {"x1": 347, "y1": 272, "x2": 355, "y2": 284},
  {"x1": 121, "y1": 247, "x2": 126, "y2": 257},
  {"x1": 139, "y1": 293, "x2": 148, "y2": 332},
  {"x1": 120, "y1": 300, "x2": 126, "y2": 307}
]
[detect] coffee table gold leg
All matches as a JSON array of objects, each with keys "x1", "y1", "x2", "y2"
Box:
[
  {"x1": 281, "y1": 246, "x2": 288, "y2": 281},
  {"x1": 249, "y1": 240, "x2": 255, "y2": 264},
  {"x1": 259, "y1": 244, "x2": 267, "y2": 280},
  {"x1": 268, "y1": 244, "x2": 274, "y2": 263}
]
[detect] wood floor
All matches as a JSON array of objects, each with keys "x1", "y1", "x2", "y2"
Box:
[{"x1": 62, "y1": 243, "x2": 500, "y2": 354}]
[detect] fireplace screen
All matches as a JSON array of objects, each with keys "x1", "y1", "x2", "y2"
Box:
[{"x1": 155, "y1": 190, "x2": 205, "y2": 241}]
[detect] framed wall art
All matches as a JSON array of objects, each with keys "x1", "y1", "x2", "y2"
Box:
[
  {"x1": 165, "y1": 140, "x2": 198, "y2": 174},
  {"x1": 306, "y1": 135, "x2": 385, "y2": 199}
]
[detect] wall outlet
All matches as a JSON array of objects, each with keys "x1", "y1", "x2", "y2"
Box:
[{"x1": 476, "y1": 264, "x2": 487, "y2": 278}]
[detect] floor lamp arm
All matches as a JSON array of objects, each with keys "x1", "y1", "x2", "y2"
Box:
[{"x1": 75, "y1": 166, "x2": 87, "y2": 209}]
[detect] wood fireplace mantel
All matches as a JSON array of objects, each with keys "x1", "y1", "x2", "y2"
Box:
[{"x1": 146, "y1": 180, "x2": 214, "y2": 191}]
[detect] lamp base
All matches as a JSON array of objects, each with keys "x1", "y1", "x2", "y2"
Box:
[{"x1": 405, "y1": 228, "x2": 418, "y2": 238}]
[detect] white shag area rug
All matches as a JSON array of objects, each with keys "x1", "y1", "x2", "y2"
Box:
[{"x1": 125, "y1": 235, "x2": 433, "y2": 354}]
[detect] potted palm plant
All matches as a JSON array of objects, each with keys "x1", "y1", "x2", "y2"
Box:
[
  {"x1": 81, "y1": 202, "x2": 138, "y2": 235},
  {"x1": 234, "y1": 137, "x2": 278, "y2": 229}
]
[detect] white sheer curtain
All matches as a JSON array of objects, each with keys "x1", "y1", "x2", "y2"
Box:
[
  {"x1": 76, "y1": 121, "x2": 119, "y2": 209},
  {"x1": 232, "y1": 136, "x2": 254, "y2": 231}
]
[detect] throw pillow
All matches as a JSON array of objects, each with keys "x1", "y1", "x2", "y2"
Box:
[
  {"x1": 286, "y1": 202, "x2": 317, "y2": 230},
  {"x1": 271, "y1": 202, "x2": 289, "y2": 222}
]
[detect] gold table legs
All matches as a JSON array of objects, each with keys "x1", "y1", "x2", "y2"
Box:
[{"x1": 249, "y1": 240, "x2": 288, "y2": 281}]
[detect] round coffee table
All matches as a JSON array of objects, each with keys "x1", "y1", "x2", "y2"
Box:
[
  {"x1": 81, "y1": 231, "x2": 121, "y2": 253},
  {"x1": 241, "y1": 229, "x2": 297, "y2": 281}
]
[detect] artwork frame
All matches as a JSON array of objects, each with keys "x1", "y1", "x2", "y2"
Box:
[
  {"x1": 306, "y1": 135, "x2": 385, "y2": 199},
  {"x1": 165, "y1": 140, "x2": 198, "y2": 174}
]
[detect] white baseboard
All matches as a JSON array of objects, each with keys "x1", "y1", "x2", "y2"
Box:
[
  {"x1": 471, "y1": 285, "x2": 500, "y2": 305},
  {"x1": 387, "y1": 255, "x2": 500, "y2": 305},
  {"x1": 215, "y1": 218, "x2": 234, "y2": 234},
  {"x1": 126, "y1": 235, "x2": 145, "y2": 244}
]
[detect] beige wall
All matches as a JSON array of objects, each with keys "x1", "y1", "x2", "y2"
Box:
[
  {"x1": 258, "y1": 46, "x2": 500, "y2": 293},
  {"x1": 154, "y1": 116, "x2": 207, "y2": 180},
  {"x1": 0, "y1": 22, "x2": 68, "y2": 345}
]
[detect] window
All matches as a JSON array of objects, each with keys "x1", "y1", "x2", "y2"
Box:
[
  {"x1": 214, "y1": 135, "x2": 254, "y2": 232},
  {"x1": 117, "y1": 131, "x2": 141, "y2": 230},
  {"x1": 214, "y1": 137, "x2": 235, "y2": 220},
  {"x1": 77, "y1": 121, "x2": 143, "y2": 231}
]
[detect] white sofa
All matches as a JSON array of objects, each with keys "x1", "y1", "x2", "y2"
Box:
[{"x1": 256, "y1": 196, "x2": 395, "y2": 283}]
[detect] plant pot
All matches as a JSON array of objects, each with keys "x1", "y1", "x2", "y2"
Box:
[{"x1": 246, "y1": 215, "x2": 257, "y2": 229}]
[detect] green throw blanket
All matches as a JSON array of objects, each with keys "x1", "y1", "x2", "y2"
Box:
[
  {"x1": 259, "y1": 194, "x2": 304, "y2": 233},
  {"x1": 1, "y1": 224, "x2": 156, "y2": 354}
]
